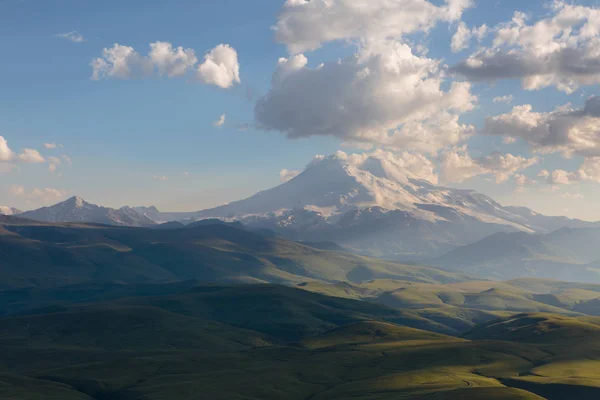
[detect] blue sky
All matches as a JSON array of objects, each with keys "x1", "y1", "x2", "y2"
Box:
[{"x1": 2, "y1": 0, "x2": 600, "y2": 219}]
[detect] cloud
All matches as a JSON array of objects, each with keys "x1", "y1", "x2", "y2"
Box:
[
  {"x1": 18, "y1": 149, "x2": 45, "y2": 164},
  {"x1": 451, "y1": 22, "x2": 488, "y2": 52},
  {"x1": 61, "y1": 155, "x2": 72, "y2": 165},
  {"x1": 10, "y1": 185, "x2": 68, "y2": 201},
  {"x1": 453, "y1": 2, "x2": 600, "y2": 93},
  {"x1": 514, "y1": 173, "x2": 537, "y2": 186},
  {"x1": 92, "y1": 42, "x2": 240, "y2": 88},
  {"x1": 274, "y1": 0, "x2": 473, "y2": 54},
  {"x1": 43, "y1": 143, "x2": 63, "y2": 149},
  {"x1": 482, "y1": 97, "x2": 600, "y2": 158},
  {"x1": 440, "y1": 146, "x2": 538, "y2": 183},
  {"x1": 493, "y1": 95, "x2": 514, "y2": 104},
  {"x1": 544, "y1": 158, "x2": 600, "y2": 185},
  {"x1": 55, "y1": 31, "x2": 85, "y2": 43},
  {"x1": 0, "y1": 136, "x2": 14, "y2": 162},
  {"x1": 196, "y1": 44, "x2": 241, "y2": 89},
  {"x1": 48, "y1": 157, "x2": 61, "y2": 173},
  {"x1": 255, "y1": 41, "x2": 476, "y2": 155},
  {"x1": 149, "y1": 41, "x2": 198, "y2": 78},
  {"x1": 213, "y1": 114, "x2": 226, "y2": 127},
  {"x1": 280, "y1": 169, "x2": 301, "y2": 183},
  {"x1": 153, "y1": 175, "x2": 169, "y2": 181}
]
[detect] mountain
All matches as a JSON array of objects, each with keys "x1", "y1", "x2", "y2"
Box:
[
  {"x1": 0, "y1": 216, "x2": 469, "y2": 290},
  {"x1": 19, "y1": 196, "x2": 156, "y2": 227},
  {"x1": 429, "y1": 227, "x2": 600, "y2": 282},
  {"x1": 190, "y1": 153, "x2": 599, "y2": 260},
  {"x1": 0, "y1": 206, "x2": 21, "y2": 215}
]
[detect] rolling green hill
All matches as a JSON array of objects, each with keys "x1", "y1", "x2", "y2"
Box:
[
  {"x1": 0, "y1": 217, "x2": 469, "y2": 290},
  {"x1": 3, "y1": 284, "x2": 600, "y2": 399}
]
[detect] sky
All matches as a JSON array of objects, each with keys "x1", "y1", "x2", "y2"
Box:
[{"x1": 2, "y1": 0, "x2": 600, "y2": 220}]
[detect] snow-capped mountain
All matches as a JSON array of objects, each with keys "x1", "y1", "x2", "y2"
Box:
[
  {"x1": 0, "y1": 206, "x2": 21, "y2": 216},
  {"x1": 194, "y1": 152, "x2": 599, "y2": 260},
  {"x1": 19, "y1": 197, "x2": 156, "y2": 227}
]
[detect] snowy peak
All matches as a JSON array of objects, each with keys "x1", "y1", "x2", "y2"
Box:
[
  {"x1": 197, "y1": 152, "x2": 534, "y2": 230},
  {"x1": 19, "y1": 196, "x2": 156, "y2": 227}
]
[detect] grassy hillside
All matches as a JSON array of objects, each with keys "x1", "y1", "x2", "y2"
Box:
[
  {"x1": 4, "y1": 284, "x2": 600, "y2": 399},
  {"x1": 0, "y1": 218, "x2": 469, "y2": 290}
]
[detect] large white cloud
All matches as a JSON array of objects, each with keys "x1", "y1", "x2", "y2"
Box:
[
  {"x1": 149, "y1": 42, "x2": 198, "y2": 78},
  {"x1": 483, "y1": 97, "x2": 600, "y2": 158},
  {"x1": 255, "y1": 41, "x2": 476, "y2": 154},
  {"x1": 92, "y1": 42, "x2": 240, "y2": 88},
  {"x1": 440, "y1": 146, "x2": 538, "y2": 183},
  {"x1": 196, "y1": 44, "x2": 240, "y2": 89},
  {"x1": 274, "y1": 0, "x2": 473, "y2": 54},
  {"x1": 0, "y1": 137, "x2": 14, "y2": 162},
  {"x1": 454, "y1": 2, "x2": 600, "y2": 93}
]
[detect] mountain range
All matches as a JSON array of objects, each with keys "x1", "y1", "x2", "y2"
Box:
[
  {"x1": 5, "y1": 153, "x2": 599, "y2": 263},
  {"x1": 17, "y1": 196, "x2": 156, "y2": 227}
]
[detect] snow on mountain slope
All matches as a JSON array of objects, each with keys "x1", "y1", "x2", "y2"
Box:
[
  {"x1": 198, "y1": 152, "x2": 535, "y2": 231},
  {"x1": 195, "y1": 152, "x2": 597, "y2": 259},
  {"x1": 19, "y1": 197, "x2": 156, "y2": 227}
]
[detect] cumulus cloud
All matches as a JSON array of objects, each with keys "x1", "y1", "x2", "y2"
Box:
[
  {"x1": 274, "y1": 0, "x2": 473, "y2": 54},
  {"x1": 544, "y1": 158, "x2": 600, "y2": 185},
  {"x1": 440, "y1": 146, "x2": 538, "y2": 183},
  {"x1": 454, "y1": 2, "x2": 600, "y2": 93},
  {"x1": 92, "y1": 42, "x2": 240, "y2": 88},
  {"x1": 18, "y1": 149, "x2": 45, "y2": 164},
  {"x1": 10, "y1": 185, "x2": 68, "y2": 201},
  {"x1": 196, "y1": 44, "x2": 241, "y2": 88},
  {"x1": 280, "y1": 169, "x2": 301, "y2": 183},
  {"x1": 0, "y1": 137, "x2": 47, "y2": 171},
  {"x1": 153, "y1": 175, "x2": 169, "y2": 181},
  {"x1": 149, "y1": 41, "x2": 198, "y2": 78},
  {"x1": 213, "y1": 114, "x2": 226, "y2": 127},
  {"x1": 0, "y1": 136, "x2": 14, "y2": 162},
  {"x1": 483, "y1": 97, "x2": 600, "y2": 158},
  {"x1": 256, "y1": 41, "x2": 476, "y2": 155},
  {"x1": 451, "y1": 22, "x2": 488, "y2": 52},
  {"x1": 55, "y1": 31, "x2": 85, "y2": 43}
]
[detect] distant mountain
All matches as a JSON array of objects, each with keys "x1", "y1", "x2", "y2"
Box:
[
  {"x1": 429, "y1": 227, "x2": 600, "y2": 282},
  {"x1": 15, "y1": 153, "x2": 600, "y2": 259},
  {"x1": 0, "y1": 206, "x2": 21, "y2": 216},
  {"x1": 19, "y1": 197, "x2": 156, "y2": 227},
  {"x1": 189, "y1": 153, "x2": 599, "y2": 260}
]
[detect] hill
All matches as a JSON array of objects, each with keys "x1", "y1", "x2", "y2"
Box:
[
  {"x1": 2, "y1": 283, "x2": 600, "y2": 399},
  {"x1": 0, "y1": 217, "x2": 469, "y2": 290},
  {"x1": 429, "y1": 229, "x2": 600, "y2": 282}
]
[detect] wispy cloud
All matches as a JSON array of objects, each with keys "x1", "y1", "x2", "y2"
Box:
[{"x1": 55, "y1": 31, "x2": 85, "y2": 43}]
